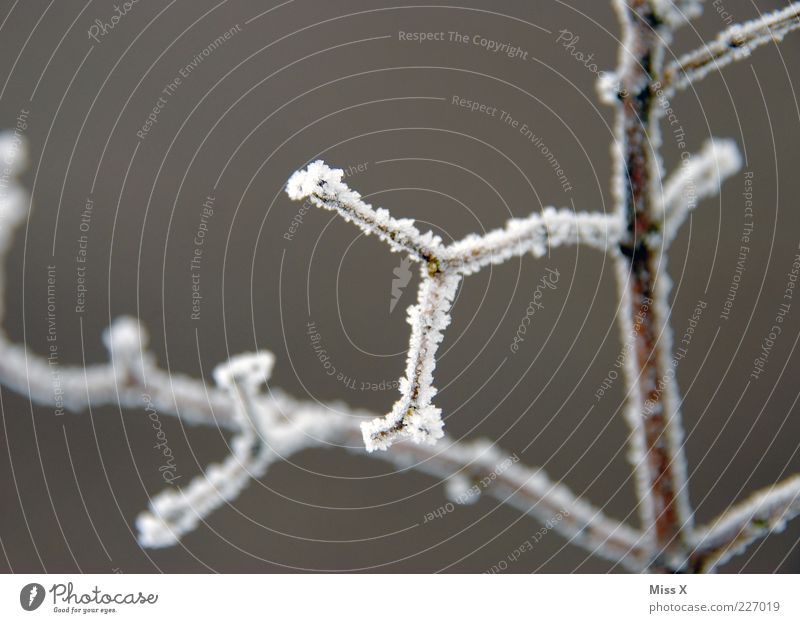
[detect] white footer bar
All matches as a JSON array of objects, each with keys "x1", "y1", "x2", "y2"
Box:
[{"x1": 1, "y1": 573, "x2": 797, "y2": 621}]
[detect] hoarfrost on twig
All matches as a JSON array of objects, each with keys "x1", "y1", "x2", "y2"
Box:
[
  {"x1": 659, "y1": 138, "x2": 743, "y2": 245},
  {"x1": 663, "y1": 3, "x2": 800, "y2": 92},
  {"x1": 361, "y1": 272, "x2": 460, "y2": 451},
  {"x1": 441, "y1": 208, "x2": 621, "y2": 275},
  {"x1": 1, "y1": 0, "x2": 799, "y2": 571},
  {"x1": 649, "y1": 0, "x2": 703, "y2": 28},
  {"x1": 690, "y1": 475, "x2": 800, "y2": 572},
  {"x1": 287, "y1": 159, "x2": 443, "y2": 263},
  {"x1": 0, "y1": 133, "x2": 637, "y2": 560},
  {"x1": 287, "y1": 162, "x2": 620, "y2": 450},
  {"x1": 136, "y1": 353, "x2": 277, "y2": 548}
]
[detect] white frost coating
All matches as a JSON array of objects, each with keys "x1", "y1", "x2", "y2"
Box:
[
  {"x1": 0, "y1": 129, "x2": 28, "y2": 178},
  {"x1": 442, "y1": 208, "x2": 621, "y2": 275},
  {"x1": 287, "y1": 162, "x2": 620, "y2": 450},
  {"x1": 134, "y1": 352, "x2": 364, "y2": 548},
  {"x1": 596, "y1": 71, "x2": 622, "y2": 106},
  {"x1": 650, "y1": 268, "x2": 695, "y2": 540},
  {"x1": 0, "y1": 131, "x2": 28, "y2": 307},
  {"x1": 0, "y1": 131, "x2": 28, "y2": 329},
  {"x1": 691, "y1": 475, "x2": 800, "y2": 571},
  {"x1": 286, "y1": 160, "x2": 444, "y2": 261},
  {"x1": 650, "y1": 0, "x2": 703, "y2": 27},
  {"x1": 213, "y1": 351, "x2": 274, "y2": 390},
  {"x1": 362, "y1": 272, "x2": 460, "y2": 451},
  {"x1": 2, "y1": 2, "x2": 800, "y2": 567},
  {"x1": 102, "y1": 316, "x2": 147, "y2": 363},
  {"x1": 659, "y1": 138, "x2": 742, "y2": 245},
  {"x1": 0, "y1": 185, "x2": 27, "y2": 227},
  {"x1": 137, "y1": 352, "x2": 278, "y2": 548},
  {"x1": 285, "y1": 159, "x2": 330, "y2": 200},
  {"x1": 136, "y1": 390, "x2": 367, "y2": 548},
  {"x1": 613, "y1": 257, "x2": 657, "y2": 546},
  {"x1": 445, "y1": 473, "x2": 480, "y2": 505},
  {"x1": 136, "y1": 437, "x2": 274, "y2": 548},
  {"x1": 665, "y1": 3, "x2": 800, "y2": 91}
]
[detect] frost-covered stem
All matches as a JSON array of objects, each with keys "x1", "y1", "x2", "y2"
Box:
[
  {"x1": 662, "y1": 3, "x2": 800, "y2": 93},
  {"x1": 688, "y1": 475, "x2": 800, "y2": 572},
  {"x1": 384, "y1": 439, "x2": 649, "y2": 571},
  {"x1": 137, "y1": 353, "x2": 278, "y2": 547},
  {"x1": 361, "y1": 271, "x2": 461, "y2": 451},
  {"x1": 613, "y1": 0, "x2": 691, "y2": 568},
  {"x1": 251, "y1": 398, "x2": 649, "y2": 570},
  {"x1": 1, "y1": 134, "x2": 644, "y2": 560},
  {"x1": 287, "y1": 163, "x2": 622, "y2": 451},
  {"x1": 0, "y1": 135, "x2": 642, "y2": 563},
  {"x1": 286, "y1": 160, "x2": 444, "y2": 266},
  {"x1": 441, "y1": 209, "x2": 622, "y2": 275},
  {"x1": 659, "y1": 138, "x2": 742, "y2": 246}
]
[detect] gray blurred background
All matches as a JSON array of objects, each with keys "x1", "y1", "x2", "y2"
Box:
[{"x1": 1, "y1": 0, "x2": 799, "y2": 572}]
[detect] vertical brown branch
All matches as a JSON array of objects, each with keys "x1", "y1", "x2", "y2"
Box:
[{"x1": 614, "y1": 0, "x2": 691, "y2": 568}]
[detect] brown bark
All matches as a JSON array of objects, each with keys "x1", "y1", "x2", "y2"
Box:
[{"x1": 615, "y1": 0, "x2": 689, "y2": 567}]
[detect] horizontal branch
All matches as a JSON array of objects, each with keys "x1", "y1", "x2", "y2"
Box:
[
  {"x1": 136, "y1": 383, "x2": 650, "y2": 569},
  {"x1": 0, "y1": 321, "x2": 239, "y2": 429},
  {"x1": 662, "y1": 3, "x2": 800, "y2": 92},
  {"x1": 384, "y1": 437, "x2": 650, "y2": 571},
  {"x1": 3, "y1": 318, "x2": 646, "y2": 565},
  {"x1": 690, "y1": 475, "x2": 800, "y2": 572},
  {"x1": 441, "y1": 208, "x2": 621, "y2": 275}
]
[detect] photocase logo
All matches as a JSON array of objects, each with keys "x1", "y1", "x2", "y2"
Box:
[
  {"x1": 20, "y1": 583, "x2": 45, "y2": 611},
  {"x1": 389, "y1": 257, "x2": 413, "y2": 314}
]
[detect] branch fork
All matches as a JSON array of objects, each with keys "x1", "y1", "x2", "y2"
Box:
[{"x1": 287, "y1": 160, "x2": 620, "y2": 451}]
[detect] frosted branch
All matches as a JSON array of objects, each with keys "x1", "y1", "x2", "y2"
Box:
[
  {"x1": 0, "y1": 130, "x2": 28, "y2": 328},
  {"x1": 612, "y1": 0, "x2": 694, "y2": 563},
  {"x1": 384, "y1": 438, "x2": 650, "y2": 571},
  {"x1": 361, "y1": 272, "x2": 460, "y2": 451},
  {"x1": 441, "y1": 208, "x2": 621, "y2": 276},
  {"x1": 1, "y1": 136, "x2": 641, "y2": 562},
  {"x1": 2, "y1": 0, "x2": 800, "y2": 572},
  {"x1": 648, "y1": 0, "x2": 703, "y2": 28},
  {"x1": 137, "y1": 353, "x2": 278, "y2": 547},
  {"x1": 690, "y1": 475, "x2": 800, "y2": 572},
  {"x1": 662, "y1": 3, "x2": 800, "y2": 92},
  {"x1": 136, "y1": 429, "x2": 273, "y2": 548},
  {"x1": 286, "y1": 162, "x2": 619, "y2": 450},
  {"x1": 659, "y1": 138, "x2": 742, "y2": 245},
  {"x1": 287, "y1": 160, "x2": 444, "y2": 264}
]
